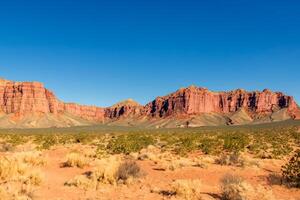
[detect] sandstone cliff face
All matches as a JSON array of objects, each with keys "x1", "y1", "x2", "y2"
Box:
[
  {"x1": 0, "y1": 79, "x2": 105, "y2": 122},
  {"x1": 60, "y1": 103, "x2": 105, "y2": 122},
  {"x1": 0, "y1": 80, "x2": 58, "y2": 115},
  {"x1": 0, "y1": 79, "x2": 298, "y2": 128},
  {"x1": 105, "y1": 99, "x2": 142, "y2": 119},
  {"x1": 144, "y1": 86, "x2": 298, "y2": 118}
]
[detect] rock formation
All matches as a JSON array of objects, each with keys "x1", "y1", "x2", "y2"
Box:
[
  {"x1": 0, "y1": 79, "x2": 105, "y2": 123},
  {"x1": 0, "y1": 79, "x2": 298, "y2": 128},
  {"x1": 105, "y1": 99, "x2": 142, "y2": 119},
  {"x1": 144, "y1": 86, "x2": 298, "y2": 118}
]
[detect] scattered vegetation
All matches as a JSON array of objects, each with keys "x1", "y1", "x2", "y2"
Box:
[
  {"x1": 65, "y1": 156, "x2": 142, "y2": 189},
  {"x1": 106, "y1": 134, "x2": 154, "y2": 154},
  {"x1": 0, "y1": 122, "x2": 298, "y2": 199},
  {"x1": 0, "y1": 122, "x2": 298, "y2": 159},
  {"x1": 0, "y1": 151, "x2": 45, "y2": 183},
  {"x1": 0, "y1": 151, "x2": 44, "y2": 199},
  {"x1": 282, "y1": 150, "x2": 300, "y2": 188}
]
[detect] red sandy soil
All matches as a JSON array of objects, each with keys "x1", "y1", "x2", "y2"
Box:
[{"x1": 32, "y1": 147, "x2": 300, "y2": 200}]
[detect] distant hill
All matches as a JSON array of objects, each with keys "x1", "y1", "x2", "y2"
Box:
[{"x1": 0, "y1": 78, "x2": 299, "y2": 128}]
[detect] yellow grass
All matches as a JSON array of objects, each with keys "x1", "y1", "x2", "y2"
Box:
[
  {"x1": 15, "y1": 151, "x2": 46, "y2": 166},
  {"x1": 0, "y1": 151, "x2": 44, "y2": 200},
  {"x1": 171, "y1": 179, "x2": 202, "y2": 200},
  {"x1": 64, "y1": 152, "x2": 89, "y2": 168},
  {"x1": 220, "y1": 174, "x2": 276, "y2": 200},
  {"x1": 66, "y1": 155, "x2": 142, "y2": 189}
]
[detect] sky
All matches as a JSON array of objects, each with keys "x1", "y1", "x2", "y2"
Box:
[{"x1": 0, "y1": 0, "x2": 299, "y2": 107}]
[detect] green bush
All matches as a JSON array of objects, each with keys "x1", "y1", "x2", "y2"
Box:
[
  {"x1": 35, "y1": 135, "x2": 58, "y2": 150},
  {"x1": 222, "y1": 133, "x2": 248, "y2": 152},
  {"x1": 199, "y1": 137, "x2": 222, "y2": 155},
  {"x1": 107, "y1": 134, "x2": 154, "y2": 154},
  {"x1": 174, "y1": 136, "x2": 198, "y2": 155},
  {"x1": 73, "y1": 133, "x2": 96, "y2": 144},
  {"x1": 6, "y1": 135, "x2": 30, "y2": 146},
  {"x1": 282, "y1": 150, "x2": 300, "y2": 188}
]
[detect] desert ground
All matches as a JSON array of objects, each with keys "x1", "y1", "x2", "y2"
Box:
[{"x1": 0, "y1": 121, "x2": 299, "y2": 200}]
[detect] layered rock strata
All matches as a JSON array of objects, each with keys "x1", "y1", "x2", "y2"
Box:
[{"x1": 0, "y1": 79, "x2": 298, "y2": 126}]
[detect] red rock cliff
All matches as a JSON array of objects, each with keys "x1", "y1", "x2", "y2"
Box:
[
  {"x1": 0, "y1": 80, "x2": 58, "y2": 115},
  {"x1": 144, "y1": 86, "x2": 298, "y2": 118},
  {"x1": 105, "y1": 99, "x2": 142, "y2": 119},
  {"x1": 0, "y1": 79, "x2": 105, "y2": 121},
  {"x1": 0, "y1": 80, "x2": 298, "y2": 123}
]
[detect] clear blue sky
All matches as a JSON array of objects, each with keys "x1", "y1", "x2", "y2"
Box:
[{"x1": 0, "y1": 0, "x2": 299, "y2": 107}]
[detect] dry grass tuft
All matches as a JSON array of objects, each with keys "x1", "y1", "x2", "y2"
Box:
[
  {"x1": 0, "y1": 156, "x2": 28, "y2": 182},
  {"x1": 0, "y1": 155, "x2": 44, "y2": 186},
  {"x1": 139, "y1": 147, "x2": 207, "y2": 171},
  {"x1": 66, "y1": 156, "x2": 143, "y2": 189},
  {"x1": 116, "y1": 160, "x2": 142, "y2": 183},
  {"x1": 65, "y1": 175, "x2": 92, "y2": 190},
  {"x1": 171, "y1": 179, "x2": 202, "y2": 200},
  {"x1": 0, "y1": 152, "x2": 44, "y2": 200},
  {"x1": 0, "y1": 143, "x2": 14, "y2": 152},
  {"x1": 0, "y1": 183, "x2": 36, "y2": 200},
  {"x1": 220, "y1": 174, "x2": 248, "y2": 200},
  {"x1": 23, "y1": 169, "x2": 44, "y2": 186},
  {"x1": 90, "y1": 155, "x2": 123, "y2": 185},
  {"x1": 220, "y1": 174, "x2": 276, "y2": 200},
  {"x1": 215, "y1": 152, "x2": 245, "y2": 167},
  {"x1": 63, "y1": 152, "x2": 89, "y2": 168},
  {"x1": 15, "y1": 151, "x2": 46, "y2": 166},
  {"x1": 138, "y1": 145, "x2": 161, "y2": 161}
]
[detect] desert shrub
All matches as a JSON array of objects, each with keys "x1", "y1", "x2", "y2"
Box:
[
  {"x1": 0, "y1": 183, "x2": 36, "y2": 200},
  {"x1": 137, "y1": 145, "x2": 161, "y2": 161},
  {"x1": 65, "y1": 175, "x2": 92, "y2": 190},
  {"x1": 23, "y1": 169, "x2": 44, "y2": 186},
  {"x1": 215, "y1": 152, "x2": 244, "y2": 167},
  {"x1": 282, "y1": 150, "x2": 300, "y2": 188},
  {"x1": 220, "y1": 174, "x2": 250, "y2": 200},
  {"x1": 6, "y1": 135, "x2": 30, "y2": 146},
  {"x1": 221, "y1": 133, "x2": 248, "y2": 152},
  {"x1": 159, "y1": 134, "x2": 180, "y2": 149},
  {"x1": 63, "y1": 152, "x2": 89, "y2": 168},
  {"x1": 90, "y1": 155, "x2": 123, "y2": 185},
  {"x1": 247, "y1": 140, "x2": 268, "y2": 156},
  {"x1": 66, "y1": 156, "x2": 142, "y2": 188},
  {"x1": 107, "y1": 134, "x2": 154, "y2": 154},
  {"x1": 0, "y1": 155, "x2": 44, "y2": 187},
  {"x1": 220, "y1": 174, "x2": 275, "y2": 200},
  {"x1": 16, "y1": 151, "x2": 46, "y2": 166},
  {"x1": 291, "y1": 129, "x2": 300, "y2": 144},
  {"x1": 116, "y1": 160, "x2": 142, "y2": 183},
  {"x1": 96, "y1": 143, "x2": 109, "y2": 158},
  {"x1": 199, "y1": 137, "x2": 222, "y2": 155},
  {"x1": 270, "y1": 143, "x2": 293, "y2": 158},
  {"x1": 0, "y1": 143, "x2": 14, "y2": 152},
  {"x1": 73, "y1": 133, "x2": 96, "y2": 144},
  {"x1": 159, "y1": 157, "x2": 198, "y2": 171},
  {"x1": 268, "y1": 173, "x2": 282, "y2": 185},
  {"x1": 35, "y1": 135, "x2": 58, "y2": 150},
  {"x1": 171, "y1": 179, "x2": 202, "y2": 200},
  {"x1": 0, "y1": 156, "x2": 27, "y2": 182},
  {"x1": 174, "y1": 136, "x2": 199, "y2": 156},
  {"x1": 57, "y1": 134, "x2": 74, "y2": 145}
]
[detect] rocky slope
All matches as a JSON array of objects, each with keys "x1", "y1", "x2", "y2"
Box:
[{"x1": 0, "y1": 79, "x2": 298, "y2": 128}]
